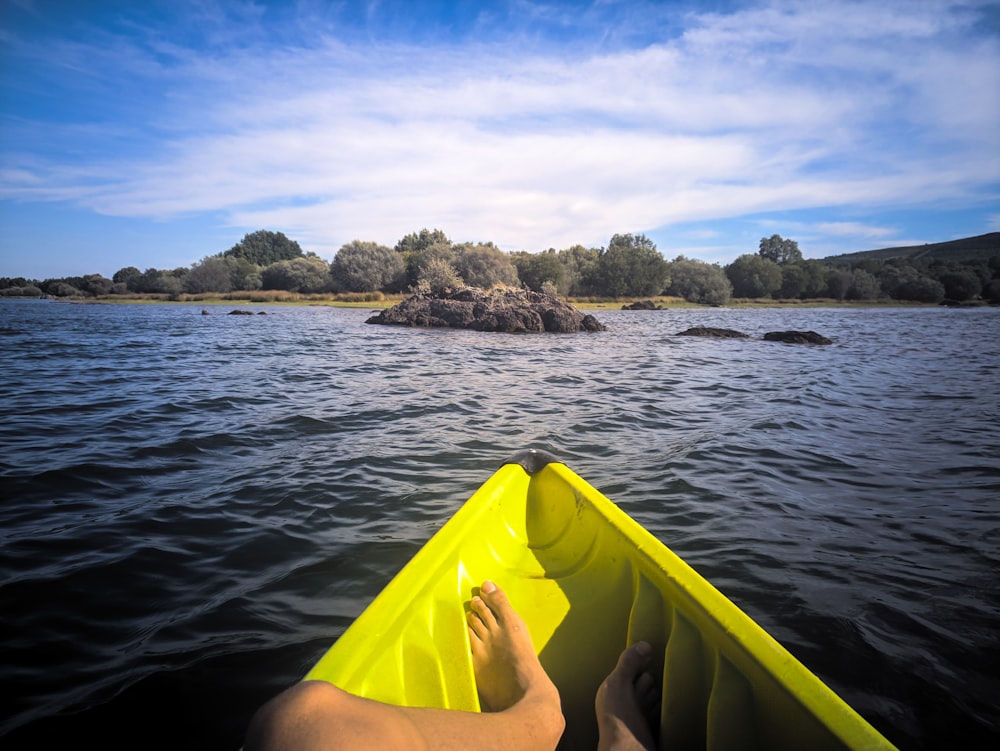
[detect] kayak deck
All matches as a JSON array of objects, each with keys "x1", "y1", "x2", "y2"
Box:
[{"x1": 305, "y1": 451, "x2": 895, "y2": 750}]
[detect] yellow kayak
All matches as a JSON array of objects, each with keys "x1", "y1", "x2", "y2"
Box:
[{"x1": 305, "y1": 450, "x2": 896, "y2": 750}]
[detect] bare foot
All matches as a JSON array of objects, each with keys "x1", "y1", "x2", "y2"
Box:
[
  {"x1": 467, "y1": 580, "x2": 561, "y2": 713},
  {"x1": 595, "y1": 641, "x2": 660, "y2": 751}
]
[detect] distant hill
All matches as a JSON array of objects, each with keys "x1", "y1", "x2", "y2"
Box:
[{"x1": 822, "y1": 232, "x2": 1000, "y2": 265}]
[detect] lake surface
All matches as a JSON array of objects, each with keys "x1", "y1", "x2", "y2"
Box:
[{"x1": 1, "y1": 299, "x2": 998, "y2": 750}]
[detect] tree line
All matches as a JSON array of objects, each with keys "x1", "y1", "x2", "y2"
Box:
[{"x1": 2, "y1": 229, "x2": 998, "y2": 305}]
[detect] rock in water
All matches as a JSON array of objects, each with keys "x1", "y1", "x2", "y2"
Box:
[
  {"x1": 366, "y1": 288, "x2": 606, "y2": 333},
  {"x1": 675, "y1": 326, "x2": 749, "y2": 338},
  {"x1": 763, "y1": 330, "x2": 832, "y2": 345}
]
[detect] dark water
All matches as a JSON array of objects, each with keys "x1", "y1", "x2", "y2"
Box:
[{"x1": 1, "y1": 299, "x2": 998, "y2": 750}]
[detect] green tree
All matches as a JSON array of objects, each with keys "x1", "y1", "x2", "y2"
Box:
[
  {"x1": 228, "y1": 257, "x2": 263, "y2": 291},
  {"x1": 331, "y1": 240, "x2": 405, "y2": 292},
  {"x1": 667, "y1": 257, "x2": 732, "y2": 305},
  {"x1": 589, "y1": 233, "x2": 670, "y2": 297},
  {"x1": 800, "y1": 260, "x2": 830, "y2": 298},
  {"x1": 48, "y1": 281, "x2": 82, "y2": 297},
  {"x1": 938, "y1": 269, "x2": 982, "y2": 300},
  {"x1": 133, "y1": 268, "x2": 181, "y2": 294},
  {"x1": 758, "y1": 234, "x2": 803, "y2": 265},
  {"x1": 725, "y1": 254, "x2": 782, "y2": 298},
  {"x1": 395, "y1": 228, "x2": 450, "y2": 288},
  {"x1": 224, "y1": 230, "x2": 303, "y2": 266},
  {"x1": 825, "y1": 269, "x2": 853, "y2": 300},
  {"x1": 0, "y1": 277, "x2": 35, "y2": 296},
  {"x1": 162, "y1": 268, "x2": 187, "y2": 297},
  {"x1": 394, "y1": 228, "x2": 450, "y2": 255},
  {"x1": 81, "y1": 274, "x2": 114, "y2": 296},
  {"x1": 557, "y1": 245, "x2": 600, "y2": 296},
  {"x1": 878, "y1": 263, "x2": 944, "y2": 302},
  {"x1": 777, "y1": 264, "x2": 807, "y2": 299},
  {"x1": 415, "y1": 257, "x2": 461, "y2": 295},
  {"x1": 453, "y1": 243, "x2": 519, "y2": 289},
  {"x1": 404, "y1": 240, "x2": 456, "y2": 290},
  {"x1": 0, "y1": 283, "x2": 42, "y2": 297},
  {"x1": 984, "y1": 279, "x2": 1000, "y2": 304},
  {"x1": 261, "y1": 256, "x2": 331, "y2": 293},
  {"x1": 845, "y1": 269, "x2": 881, "y2": 300},
  {"x1": 113, "y1": 266, "x2": 143, "y2": 292},
  {"x1": 510, "y1": 250, "x2": 565, "y2": 293},
  {"x1": 0, "y1": 276, "x2": 31, "y2": 290},
  {"x1": 184, "y1": 257, "x2": 234, "y2": 294}
]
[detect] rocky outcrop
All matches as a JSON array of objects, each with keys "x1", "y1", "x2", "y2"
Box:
[
  {"x1": 675, "y1": 327, "x2": 833, "y2": 344},
  {"x1": 675, "y1": 326, "x2": 749, "y2": 338},
  {"x1": 622, "y1": 300, "x2": 662, "y2": 310},
  {"x1": 366, "y1": 288, "x2": 606, "y2": 333},
  {"x1": 763, "y1": 330, "x2": 832, "y2": 344}
]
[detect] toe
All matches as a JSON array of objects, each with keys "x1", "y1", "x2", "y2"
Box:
[
  {"x1": 635, "y1": 671, "x2": 657, "y2": 697},
  {"x1": 635, "y1": 671, "x2": 661, "y2": 716},
  {"x1": 479, "y1": 581, "x2": 513, "y2": 624},
  {"x1": 467, "y1": 605, "x2": 489, "y2": 640},
  {"x1": 469, "y1": 596, "x2": 498, "y2": 631},
  {"x1": 613, "y1": 641, "x2": 653, "y2": 680}
]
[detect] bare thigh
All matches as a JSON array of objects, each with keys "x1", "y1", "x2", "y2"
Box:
[{"x1": 245, "y1": 681, "x2": 429, "y2": 751}]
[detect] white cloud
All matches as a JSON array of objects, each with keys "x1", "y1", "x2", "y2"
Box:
[
  {"x1": 815, "y1": 222, "x2": 898, "y2": 239},
  {"x1": 4, "y1": 0, "x2": 999, "y2": 258}
]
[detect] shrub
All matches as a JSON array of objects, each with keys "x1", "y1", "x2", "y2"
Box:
[{"x1": 414, "y1": 258, "x2": 461, "y2": 295}]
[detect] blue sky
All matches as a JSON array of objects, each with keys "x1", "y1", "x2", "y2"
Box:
[{"x1": 2, "y1": 0, "x2": 998, "y2": 279}]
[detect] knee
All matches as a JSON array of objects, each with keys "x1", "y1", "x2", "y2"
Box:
[{"x1": 245, "y1": 681, "x2": 348, "y2": 751}]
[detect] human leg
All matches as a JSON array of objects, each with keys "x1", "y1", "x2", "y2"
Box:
[
  {"x1": 244, "y1": 580, "x2": 564, "y2": 751},
  {"x1": 244, "y1": 680, "x2": 430, "y2": 751},
  {"x1": 595, "y1": 641, "x2": 660, "y2": 751}
]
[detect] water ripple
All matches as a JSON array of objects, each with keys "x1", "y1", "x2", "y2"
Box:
[{"x1": 1, "y1": 301, "x2": 999, "y2": 749}]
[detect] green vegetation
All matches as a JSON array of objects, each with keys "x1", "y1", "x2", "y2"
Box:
[
  {"x1": 331, "y1": 240, "x2": 405, "y2": 293},
  {"x1": 3, "y1": 229, "x2": 998, "y2": 306},
  {"x1": 223, "y1": 229, "x2": 303, "y2": 266},
  {"x1": 822, "y1": 233, "x2": 1000, "y2": 265},
  {"x1": 667, "y1": 257, "x2": 733, "y2": 306},
  {"x1": 592, "y1": 233, "x2": 671, "y2": 297}
]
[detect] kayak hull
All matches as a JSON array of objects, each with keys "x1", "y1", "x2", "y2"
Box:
[{"x1": 305, "y1": 451, "x2": 895, "y2": 750}]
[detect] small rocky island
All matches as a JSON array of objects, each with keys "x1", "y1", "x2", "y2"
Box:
[
  {"x1": 675, "y1": 327, "x2": 832, "y2": 344},
  {"x1": 366, "y1": 287, "x2": 606, "y2": 333},
  {"x1": 621, "y1": 300, "x2": 662, "y2": 310},
  {"x1": 675, "y1": 326, "x2": 749, "y2": 339},
  {"x1": 763, "y1": 330, "x2": 833, "y2": 344}
]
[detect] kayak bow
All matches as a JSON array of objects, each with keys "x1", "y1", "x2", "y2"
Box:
[{"x1": 305, "y1": 450, "x2": 896, "y2": 750}]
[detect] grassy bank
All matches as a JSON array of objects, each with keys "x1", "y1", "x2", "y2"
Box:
[
  {"x1": 84, "y1": 290, "x2": 403, "y2": 308},
  {"x1": 567, "y1": 296, "x2": 942, "y2": 310},
  {"x1": 33, "y1": 291, "x2": 956, "y2": 309}
]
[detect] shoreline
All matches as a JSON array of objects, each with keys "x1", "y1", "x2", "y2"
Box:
[{"x1": 4, "y1": 293, "x2": 988, "y2": 310}]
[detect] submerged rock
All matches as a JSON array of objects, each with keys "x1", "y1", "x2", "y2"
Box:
[
  {"x1": 622, "y1": 300, "x2": 662, "y2": 310},
  {"x1": 763, "y1": 330, "x2": 832, "y2": 345},
  {"x1": 675, "y1": 326, "x2": 749, "y2": 338},
  {"x1": 366, "y1": 288, "x2": 606, "y2": 333}
]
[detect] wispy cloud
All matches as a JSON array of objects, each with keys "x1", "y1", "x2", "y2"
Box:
[
  {"x1": 816, "y1": 222, "x2": 898, "y2": 239},
  {"x1": 2, "y1": 0, "x2": 998, "y2": 265}
]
